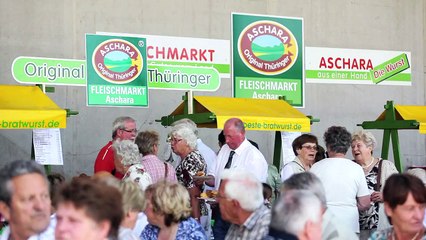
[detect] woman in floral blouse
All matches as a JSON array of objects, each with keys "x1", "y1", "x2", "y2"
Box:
[{"x1": 170, "y1": 124, "x2": 207, "y2": 221}]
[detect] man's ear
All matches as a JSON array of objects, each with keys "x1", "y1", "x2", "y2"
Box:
[
  {"x1": 303, "y1": 220, "x2": 319, "y2": 240},
  {"x1": 231, "y1": 199, "x2": 241, "y2": 209},
  {"x1": 0, "y1": 201, "x2": 11, "y2": 221}
]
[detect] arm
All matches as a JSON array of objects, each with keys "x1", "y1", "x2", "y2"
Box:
[
  {"x1": 357, "y1": 195, "x2": 371, "y2": 211},
  {"x1": 188, "y1": 186, "x2": 201, "y2": 220},
  {"x1": 356, "y1": 165, "x2": 372, "y2": 211},
  {"x1": 204, "y1": 175, "x2": 215, "y2": 187}
]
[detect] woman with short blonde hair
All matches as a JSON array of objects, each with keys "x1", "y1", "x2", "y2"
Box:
[
  {"x1": 141, "y1": 181, "x2": 206, "y2": 239},
  {"x1": 117, "y1": 181, "x2": 146, "y2": 240}
]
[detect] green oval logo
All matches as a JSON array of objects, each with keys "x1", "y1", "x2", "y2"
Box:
[
  {"x1": 251, "y1": 35, "x2": 284, "y2": 61},
  {"x1": 104, "y1": 51, "x2": 132, "y2": 73}
]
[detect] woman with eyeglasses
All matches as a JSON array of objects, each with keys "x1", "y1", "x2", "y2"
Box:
[
  {"x1": 351, "y1": 130, "x2": 398, "y2": 240},
  {"x1": 280, "y1": 134, "x2": 319, "y2": 182},
  {"x1": 169, "y1": 124, "x2": 207, "y2": 222}
]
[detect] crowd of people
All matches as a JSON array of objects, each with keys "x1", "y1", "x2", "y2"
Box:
[{"x1": 0, "y1": 116, "x2": 425, "y2": 240}]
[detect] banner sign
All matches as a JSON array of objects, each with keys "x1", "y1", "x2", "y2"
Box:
[
  {"x1": 12, "y1": 57, "x2": 86, "y2": 86},
  {"x1": 86, "y1": 34, "x2": 148, "y2": 107},
  {"x1": 232, "y1": 13, "x2": 304, "y2": 107},
  {"x1": 305, "y1": 47, "x2": 411, "y2": 85},
  {"x1": 13, "y1": 34, "x2": 229, "y2": 92},
  {"x1": 98, "y1": 32, "x2": 229, "y2": 91}
]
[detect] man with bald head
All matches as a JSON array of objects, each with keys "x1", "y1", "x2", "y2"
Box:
[{"x1": 206, "y1": 117, "x2": 268, "y2": 239}]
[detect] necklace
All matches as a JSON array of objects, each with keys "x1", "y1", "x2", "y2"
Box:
[
  {"x1": 362, "y1": 157, "x2": 375, "y2": 169},
  {"x1": 392, "y1": 229, "x2": 421, "y2": 240}
]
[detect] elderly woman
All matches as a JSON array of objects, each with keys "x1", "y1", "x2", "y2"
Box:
[
  {"x1": 169, "y1": 124, "x2": 207, "y2": 221},
  {"x1": 351, "y1": 130, "x2": 398, "y2": 239},
  {"x1": 369, "y1": 174, "x2": 426, "y2": 240},
  {"x1": 112, "y1": 139, "x2": 152, "y2": 190},
  {"x1": 280, "y1": 134, "x2": 318, "y2": 182},
  {"x1": 141, "y1": 181, "x2": 207, "y2": 240},
  {"x1": 135, "y1": 130, "x2": 177, "y2": 183},
  {"x1": 311, "y1": 126, "x2": 371, "y2": 235}
]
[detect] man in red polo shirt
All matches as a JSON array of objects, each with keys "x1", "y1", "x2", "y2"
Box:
[{"x1": 94, "y1": 116, "x2": 137, "y2": 179}]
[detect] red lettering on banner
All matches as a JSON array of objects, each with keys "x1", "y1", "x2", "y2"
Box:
[
  {"x1": 319, "y1": 57, "x2": 373, "y2": 70},
  {"x1": 147, "y1": 46, "x2": 215, "y2": 62}
]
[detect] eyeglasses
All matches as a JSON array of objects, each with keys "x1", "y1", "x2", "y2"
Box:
[
  {"x1": 170, "y1": 138, "x2": 183, "y2": 144},
  {"x1": 121, "y1": 128, "x2": 137, "y2": 133},
  {"x1": 301, "y1": 145, "x2": 318, "y2": 151}
]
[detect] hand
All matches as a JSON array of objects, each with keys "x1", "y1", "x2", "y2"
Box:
[
  {"x1": 193, "y1": 177, "x2": 206, "y2": 187},
  {"x1": 193, "y1": 175, "x2": 214, "y2": 187},
  {"x1": 370, "y1": 191, "x2": 382, "y2": 203}
]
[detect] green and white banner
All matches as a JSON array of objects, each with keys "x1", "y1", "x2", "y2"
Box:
[
  {"x1": 12, "y1": 57, "x2": 86, "y2": 86},
  {"x1": 232, "y1": 13, "x2": 304, "y2": 107},
  {"x1": 305, "y1": 47, "x2": 411, "y2": 85},
  {"x1": 13, "y1": 34, "x2": 230, "y2": 93},
  {"x1": 86, "y1": 34, "x2": 148, "y2": 107}
]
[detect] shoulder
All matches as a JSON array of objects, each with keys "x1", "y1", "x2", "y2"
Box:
[
  {"x1": 95, "y1": 141, "x2": 114, "y2": 159},
  {"x1": 380, "y1": 159, "x2": 398, "y2": 170},
  {"x1": 99, "y1": 141, "x2": 113, "y2": 152},
  {"x1": 141, "y1": 224, "x2": 159, "y2": 239},
  {"x1": 178, "y1": 218, "x2": 207, "y2": 239}
]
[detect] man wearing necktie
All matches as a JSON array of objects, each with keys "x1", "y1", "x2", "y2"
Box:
[{"x1": 204, "y1": 118, "x2": 268, "y2": 240}]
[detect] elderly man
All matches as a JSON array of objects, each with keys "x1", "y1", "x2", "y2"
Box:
[
  {"x1": 311, "y1": 126, "x2": 370, "y2": 235},
  {"x1": 207, "y1": 117, "x2": 268, "y2": 239},
  {"x1": 0, "y1": 160, "x2": 54, "y2": 240},
  {"x1": 282, "y1": 172, "x2": 359, "y2": 240},
  {"x1": 217, "y1": 169, "x2": 271, "y2": 240},
  {"x1": 265, "y1": 190, "x2": 323, "y2": 240},
  {"x1": 94, "y1": 116, "x2": 137, "y2": 179}
]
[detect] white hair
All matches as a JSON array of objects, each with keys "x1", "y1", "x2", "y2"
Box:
[
  {"x1": 270, "y1": 190, "x2": 322, "y2": 236},
  {"x1": 406, "y1": 168, "x2": 426, "y2": 185},
  {"x1": 170, "y1": 124, "x2": 197, "y2": 150},
  {"x1": 351, "y1": 130, "x2": 377, "y2": 149},
  {"x1": 171, "y1": 118, "x2": 198, "y2": 137},
  {"x1": 112, "y1": 139, "x2": 140, "y2": 166},
  {"x1": 220, "y1": 169, "x2": 263, "y2": 211}
]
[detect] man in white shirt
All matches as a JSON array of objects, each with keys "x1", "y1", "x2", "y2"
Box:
[
  {"x1": 0, "y1": 160, "x2": 54, "y2": 240},
  {"x1": 205, "y1": 118, "x2": 268, "y2": 240}
]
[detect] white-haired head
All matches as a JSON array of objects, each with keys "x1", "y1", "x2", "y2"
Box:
[
  {"x1": 220, "y1": 169, "x2": 263, "y2": 211},
  {"x1": 112, "y1": 139, "x2": 140, "y2": 166},
  {"x1": 270, "y1": 189, "x2": 322, "y2": 237}
]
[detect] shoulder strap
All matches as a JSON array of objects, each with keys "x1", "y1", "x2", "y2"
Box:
[
  {"x1": 375, "y1": 159, "x2": 384, "y2": 191},
  {"x1": 164, "y1": 162, "x2": 168, "y2": 178}
]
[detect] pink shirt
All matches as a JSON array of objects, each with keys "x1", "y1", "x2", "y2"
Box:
[{"x1": 141, "y1": 154, "x2": 177, "y2": 183}]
